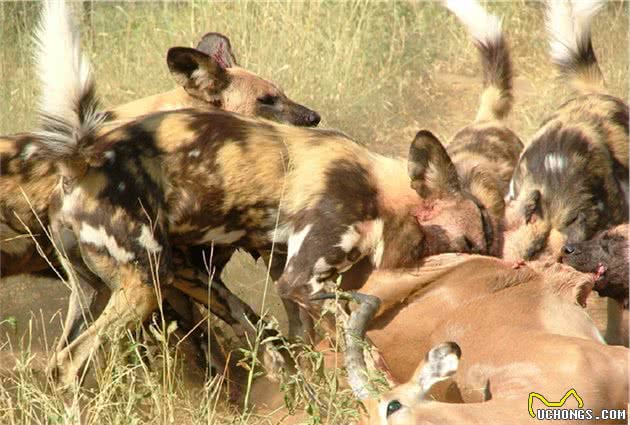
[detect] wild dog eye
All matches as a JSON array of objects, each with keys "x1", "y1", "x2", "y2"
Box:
[
  {"x1": 524, "y1": 191, "x2": 541, "y2": 224},
  {"x1": 258, "y1": 94, "x2": 279, "y2": 105},
  {"x1": 386, "y1": 400, "x2": 402, "y2": 417},
  {"x1": 565, "y1": 213, "x2": 579, "y2": 227}
]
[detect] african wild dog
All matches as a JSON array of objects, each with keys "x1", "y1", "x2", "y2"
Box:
[
  {"x1": 503, "y1": 0, "x2": 628, "y2": 262},
  {"x1": 0, "y1": 29, "x2": 319, "y2": 277},
  {"x1": 31, "y1": 9, "x2": 489, "y2": 386},
  {"x1": 1, "y1": 1, "x2": 320, "y2": 377},
  {"x1": 440, "y1": 0, "x2": 524, "y2": 255}
]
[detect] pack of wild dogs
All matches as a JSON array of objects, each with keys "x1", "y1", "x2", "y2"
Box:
[{"x1": 1, "y1": 0, "x2": 628, "y2": 423}]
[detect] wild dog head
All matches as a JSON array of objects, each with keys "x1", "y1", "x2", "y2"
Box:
[
  {"x1": 395, "y1": 130, "x2": 493, "y2": 263},
  {"x1": 167, "y1": 33, "x2": 320, "y2": 127},
  {"x1": 561, "y1": 223, "x2": 628, "y2": 307},
  {"x1": 275, "y1": 129, "x2": 492, "y2": 309}
]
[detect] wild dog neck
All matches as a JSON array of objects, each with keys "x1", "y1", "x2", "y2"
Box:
[
  {"x1": 110, "y1": 87, "x2": 213, "y2": 121},
  {"x1": 368, "y1": 153, "x2": 420, "y2": 215}
]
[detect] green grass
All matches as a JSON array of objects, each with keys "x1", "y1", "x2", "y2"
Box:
[{"x1": 0, "y1": 1, "x2": 628, "y2": 424}]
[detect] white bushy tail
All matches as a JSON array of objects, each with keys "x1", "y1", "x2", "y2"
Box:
[
  {"x1": 32, "y1": 0, "x2": 103, "y2": 177},
  {"x1": 444, "y1": 0, "x2": 513, "y2": 121},
  {"x1": 545, "y1": 0, "x2": 606, "y2": 95}
]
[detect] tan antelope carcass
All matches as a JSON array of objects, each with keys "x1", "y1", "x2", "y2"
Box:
[{"x1": 340, "y1": 256, "x2": 628, "y2": 424}]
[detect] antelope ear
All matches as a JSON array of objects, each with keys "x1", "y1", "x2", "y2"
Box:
[
  {"x1": 412, "y1": 341, "x2": 461, "y2": 397},
  {"x1": 195, "y1": 32, "x2": 239, "y2": 68},
  {"x1": 167, "y1": 47, "x2": 231, "y2": 100},
  {"x1": 408, "y1": 130, "x2": 460, "y2": 198}
]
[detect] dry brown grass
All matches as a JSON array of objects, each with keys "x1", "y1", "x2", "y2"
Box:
[{"x1": 0, "y1": 1, "x2": 628, "y2": 424}]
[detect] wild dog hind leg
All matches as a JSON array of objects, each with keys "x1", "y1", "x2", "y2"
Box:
[{"x1": 49, "y1": 262, "x2": 161, "y2": 387}]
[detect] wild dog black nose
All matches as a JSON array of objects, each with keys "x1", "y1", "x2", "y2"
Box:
[
  {"x1": 563, "y1": 245, "x2": 576, "y2": 255},
  {"x1": 306, "y1": 111, "x2": 321, "y2": 127}
]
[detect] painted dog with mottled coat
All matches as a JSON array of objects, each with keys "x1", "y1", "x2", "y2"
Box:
[
  {"x1": 503, "y1": 0, "x2": 628, "y2": 262},
  {"x1": 1, "y1": 1, "x2": 320, "y2": 378},
  {"x1": 0, "y1": 30, "x2": 319, "y2": 277},
  {"x1": 439, "y1": 0, "x2": 524, "y2": 255},
  {"x1": 30, "y1": 11, "x2": 489, "y2": 385}
]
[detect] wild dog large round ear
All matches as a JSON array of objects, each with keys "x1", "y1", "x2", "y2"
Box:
[
  {"x1": 166, "y1": 47, "x2": 231, "y2": 98},
  {"x1": 195, "y1": 32, "x2": 239, "y2": 68},
  {"x1": 407, "y1": 130, "x2": 460, "y2": 198}
]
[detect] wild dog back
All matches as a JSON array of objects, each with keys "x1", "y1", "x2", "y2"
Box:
[
  {"x1": 503, "y1": 0, "x2": 629, "y2": 261},
  {"x1": 506, "y1": 94, "x2": 628, "y2": 260},
  {"x1": 51, "y1": 109, "x2": 489, "y2": 307}
]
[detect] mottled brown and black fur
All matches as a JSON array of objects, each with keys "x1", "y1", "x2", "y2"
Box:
[
  {"x1": 38, "y1": 101, "x2": 490, "y2": 384},
  {"x1": 2, "y1": 14, "x2": 319, "y2": 381},
  {"x1": 503, "y1": 1, "x2": 628, "y2": 262},
  {"x1": 0, "y1": 32, "x2": 320, "y2": 278},
  {"x1": 440, "y1": 0, "x2": 524, "y2": 255}
]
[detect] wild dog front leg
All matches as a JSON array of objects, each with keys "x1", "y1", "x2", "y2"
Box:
[{"x1": 276, "y1": 220, "x2": 380, "y2": 341}]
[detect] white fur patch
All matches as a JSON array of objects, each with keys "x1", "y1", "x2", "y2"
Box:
[
  {"x1": 191, "y1": 68, "x2": 210, "y2": 87},
  {"x1": 197, "y1": 225, "x2": 245, "y2": 244},
  {"x1": 313, "y1": 257, "x2": 332, "y2": 274},
  {"x1": 287, "y1": 224, "x2": 312, "y2": 261},
  {"x1": 359, "y1": 219, "x2": 385, "y2": 267},
  {"x1": 62, "y1": 187, "x2": 83, "y2": 215},
  {"x1": 33, "y1": 0, "x2": 103, "y2": 157},
  {"x1": 79, "y1": 223, "x2": 134, "y2": 262},
  {"x1": 445, "y1": 0, "x2": 502, "y2": 46},
  {"x1": 138, "y1": 225, "x2": 162, "y2": 253},
  {"x1": 545, "y1": 0, "x2": 604, "y2": 67},
  {"x1": 309, "y1": 277, "x2": 326, "y2": 295},
  {"x1": 337, "y1": 226, "x2": 361, "y2": 252},
  {"x1": 419, "y1": 351, "x2": 459, "y2": 394},
  {"x1": 544, "y1": 153, "x2": 568, "y2": 174},
  {"x1": 268, "y1": 221, "x2": 292, "y2": 244},
  {"x1": 188, "y1": 149, "x2": 201, "y2": 158},
  {"x1": 507, "y1": 178, "x2": 516, "y2": 201}
]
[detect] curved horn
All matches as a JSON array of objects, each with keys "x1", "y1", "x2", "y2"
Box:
[
  {"x1": 314, "y1": 292, "x2": 382, "y2": 400},
  {"x1": 347, "y1": 293, "x2": 381, "y2": 400}
]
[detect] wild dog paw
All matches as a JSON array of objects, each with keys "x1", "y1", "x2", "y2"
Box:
[{"x1": 262, "y1": 345, "x2": 286, "y2": 382}]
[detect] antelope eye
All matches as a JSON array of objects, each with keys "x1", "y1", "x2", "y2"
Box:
[
  {"x1": 258, "y1": 94, "x2": 278, "y2": 105},
  {"x1": 386, "y1": 400, "x2": 402, "y2": 417}
]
